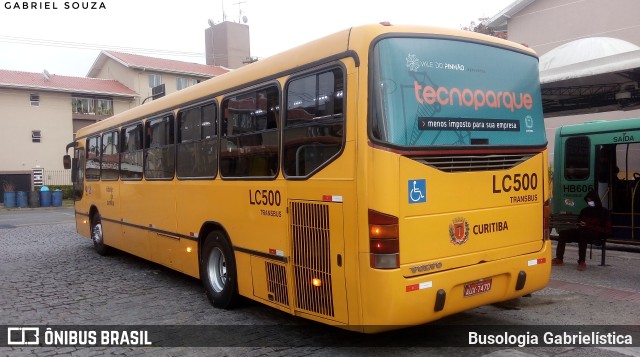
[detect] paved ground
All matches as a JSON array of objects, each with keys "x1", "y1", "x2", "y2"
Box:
[{"x1": 0, "y1": 206, "x2": 639, "y2": 356}]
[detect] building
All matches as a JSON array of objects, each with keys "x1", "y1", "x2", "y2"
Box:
[
  {"x1": 0, "y1": 69, "x2": 137, "y2": 195},
  {"x1": 0, "y1": 21, "x2": 246, "y2": 201},
  {"x1": 205, "y1": 21, "x2": 252, "y2": 69},
  {"x1": 87, "y1": 50, "x2": 229, "y2": 107},
  {"x1": 488, "y1": 0, "x2": 640, "y2": 161}
]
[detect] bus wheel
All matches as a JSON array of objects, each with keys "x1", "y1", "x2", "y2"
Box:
[
  {"x1": 91, "y1": 214, "x2": 111, "y2": 256},
  {"x1": 201, "y1": 231, "x2": 238, "y2": 309}
]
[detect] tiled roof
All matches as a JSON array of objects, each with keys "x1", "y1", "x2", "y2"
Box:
[
  {"x1": 0, "y1": 69, "x2": 138, "y2": 97},
  {"x1": 90, "y1": 51, "x2": 229, "y2": 77}
]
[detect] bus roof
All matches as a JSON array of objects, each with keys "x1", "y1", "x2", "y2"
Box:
[
  {"x1": 556, "y1": 117, "x2": 640, "y2": 137},
  {"x1": 75, "y1": 23, "x2": 537, "y2": 139}
]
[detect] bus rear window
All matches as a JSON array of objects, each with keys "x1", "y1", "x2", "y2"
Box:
[{"x1": 370, "y1": 37, "x2": 546, "y2": 148}]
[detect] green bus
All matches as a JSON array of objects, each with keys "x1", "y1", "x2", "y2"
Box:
[{"x1": 552, "y1": 118, "x2": 640, "y2": 244}]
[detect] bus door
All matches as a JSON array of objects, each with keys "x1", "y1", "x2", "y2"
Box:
[
  {"x1": 98, "y1": 131, "x2": 123, "y2": 250},
  {"x1": 598, "y1": 141, "x2": 640, "y2": 241}
]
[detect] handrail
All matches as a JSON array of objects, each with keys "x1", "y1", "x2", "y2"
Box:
[{"x1": 632, "y1": 180, "x2": 640, "y2": 240}]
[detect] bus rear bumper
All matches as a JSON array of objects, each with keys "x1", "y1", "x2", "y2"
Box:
[{"x1": 356, "y1": 240, "x2": 552, "y2": 331}]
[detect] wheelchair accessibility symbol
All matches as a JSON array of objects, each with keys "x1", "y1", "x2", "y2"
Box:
[{"x1": 408, "y1": 179, "x2": 426, "y2": 204}]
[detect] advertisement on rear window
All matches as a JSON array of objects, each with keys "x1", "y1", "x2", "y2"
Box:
[{"x1": 371, "y1": 37, "x2": 546, "y2": 147}]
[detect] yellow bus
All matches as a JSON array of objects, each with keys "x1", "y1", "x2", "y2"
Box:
[{"x1": 63, "y1": 23, "x2": 551, "y2": 333}]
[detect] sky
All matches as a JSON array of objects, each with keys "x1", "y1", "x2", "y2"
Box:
[{"x1": 0, "y1": 0, "x2": 515, "y2": 77}]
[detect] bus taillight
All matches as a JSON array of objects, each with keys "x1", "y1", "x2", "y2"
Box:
[
  {"x1": 369, "y1": 209, "x2": 399, "y2": 269},
  {"x1": 543, "y1": 200, "x2": 551, "y2": 241}
]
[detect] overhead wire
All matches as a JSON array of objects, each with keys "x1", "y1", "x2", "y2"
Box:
[{"x1": 0, "y1": 35, "x2": 206, "y2": 58}]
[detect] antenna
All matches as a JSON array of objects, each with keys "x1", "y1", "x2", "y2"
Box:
[
  {"x1": 222, "y1": 0, "x2": 227, "y2": 21},
  {"x1": 208, "y1": 18, "x2": 215, "y2": 27},
  {"x1": 42, "y1": 69, "x2": 50, "y2": 81},
  {"x1": 234, "y1": 1, "x2": 246, "y2": 23}
]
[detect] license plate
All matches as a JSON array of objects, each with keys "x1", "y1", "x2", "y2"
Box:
[{"x1": 463, "y1": 278, "x2": 492, "y2": 297}]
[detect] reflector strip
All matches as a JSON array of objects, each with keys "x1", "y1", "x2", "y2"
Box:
[
  {"x1": 322, "y1": 195, "x2": 343, "y2": 203},
  {"x1": 406, "y1": 281, "x2": 433, "y2": 292},
  {"x1": 269, "y1": 249, "x2": 285, "y2": 257},
  {"x1": 528, "y1": 257, "x2": 546, "y2": 266}
]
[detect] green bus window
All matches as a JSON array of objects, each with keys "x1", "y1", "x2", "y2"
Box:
[{"x1": 564, "y1": 136, "x2": 590, "y2": 180}]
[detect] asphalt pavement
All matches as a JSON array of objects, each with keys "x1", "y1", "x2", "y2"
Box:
[{"x1": 0, "y1": 205, "x2": 639, "y2": 356}]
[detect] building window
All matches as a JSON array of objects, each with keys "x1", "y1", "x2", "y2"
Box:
[
  {"x1": 149, "y1": 74, "x2": 162, "y2": 88},
  {"x1": 30, "y1": 94, "x2": 40, "y2": 107},
  {"x1": 96, "y1": 99, "x2": 113, "y2": 115},
  {"x1": 31, "y1": 130, "x2": 41, "y2": 143},
  {"x1": 72, "y1": 97, "x2": 113, "y2": 116},
  {"x1": 72, "y1": 97, "x2": 94, "y2": 114},
  {"x1": 176, "y1": 77, "x2": 190, "y2": 90}
]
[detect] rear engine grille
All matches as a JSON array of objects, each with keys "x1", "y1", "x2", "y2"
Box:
[
  {"x1": 265, "y1": 262, "x2": 289, "y2": 306},
  {"x1": 290, "y1": 201, "x2": 335, "y2": 317},
  {"x1": 415, "y1": 154, "x2": 533, "y2": 172}
]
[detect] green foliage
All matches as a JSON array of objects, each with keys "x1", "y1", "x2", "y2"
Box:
[
  {"x1": 44, "y1": 185, "x2": 74, "y2": 199},
  {"x1": 461, "y1": 17, "x2": 508, "y2": 39}
]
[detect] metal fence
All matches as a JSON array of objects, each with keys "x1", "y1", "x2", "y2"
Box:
[{"x1": 43, "y1": 169, "x2": 72, "y2": 186}]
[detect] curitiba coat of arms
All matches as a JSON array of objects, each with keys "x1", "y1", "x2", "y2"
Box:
[{"x1": 449, "y1": 217, "x2": 470, "y2": 245}]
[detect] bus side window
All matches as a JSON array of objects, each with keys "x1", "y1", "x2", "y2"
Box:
[
  {"x1": 564, "y1": 136, "x2": 590, "y2": 180},
  {"x1": 283, "y1": 67, "x2": 344, "y2": 177},
  {"x1": 177, "y1": 102, "x2": 218, "y2": 179},
  {"x1": 144, "y1": 115, "x2": 175, "y2": 179},
  {"x1": 101, "y1": 131, "x2": 119, "y2": 180},
  {"x1": 220, "y1": 86, "x2": 279, "y2": 178},
  {"x1": 120, "y1": 123, "x2": 144, "y2": 180},
  {"x1": 86, "y1": 136, "x2": 101, "y2": 181}
]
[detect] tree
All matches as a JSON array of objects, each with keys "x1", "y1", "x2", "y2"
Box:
[{"x1": 462, "y1": 17, "x2": 507, "y2": 40}]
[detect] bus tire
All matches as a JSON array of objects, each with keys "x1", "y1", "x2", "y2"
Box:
[
  {"x1": 201, "y1": 231, "x2": 239, "y2": 309},
  {"x1": 91, "y1": 214, "x2": 111, "y2": 256}
]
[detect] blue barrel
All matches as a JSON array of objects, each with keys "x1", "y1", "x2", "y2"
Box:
[
  {"x1": 3, "y1": 192, "x2": 16, "y2": 208},
  {"x1": 52, "y1": 190, "x2": 63, "y2": 207},
  {"x1": 16, "y1": 191, "x2": 28, "y2": 208},
  {"x1": 29, "y1": 191, "x2": 40, "y2": 207},
  {"x1": 40, "y1": 190, "x2": 52, "y2": 207}
]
